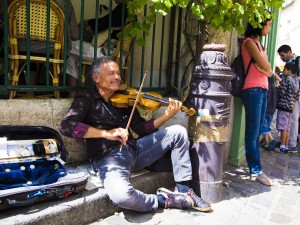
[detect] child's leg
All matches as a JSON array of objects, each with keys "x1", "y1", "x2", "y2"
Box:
[
  {"x1": 286, "y1": 111, "x2": 293, "y2": 148},
  {"x1": 264, "y1": 134, "x2": 269, "y2": 145},
  {"x1": 268, "y1": 131, "x2": 273, "y2": 142},
  {"x1": 263, "y1": 131, "x2": 273, "y2": 146},
  {"x1": 261, "y1": 113, "x2": 273, "y2": 146},
  {"x1": 266, "y1": 114, "x2": 274, "y2": 143},
  {"x1": 261, "y1": 134, "x2": 268, "y2": 146},
  {"x1": 281, "y1": 130, "x2": 288, "y2": 147},
  {"x1": 277, "y1": 111, "x2": 291, "y2": 150},
  {"x1": 284, "y1": 131, "x2": 290, "y2": 147}
]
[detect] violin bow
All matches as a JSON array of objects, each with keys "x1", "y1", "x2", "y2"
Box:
[{"x1": 120, "y1": 71, "x2": 148, "y2": 151}]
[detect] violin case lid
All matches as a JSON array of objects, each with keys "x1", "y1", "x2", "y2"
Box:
[{"x1": 0, "y1": 125, "x2": 88, "y2": 212}]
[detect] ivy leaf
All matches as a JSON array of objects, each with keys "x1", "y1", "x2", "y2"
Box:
[{"x1": 136, "y1": 37, "x2": 146, "y2": 46}]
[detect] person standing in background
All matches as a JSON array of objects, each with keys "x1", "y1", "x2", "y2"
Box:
[
  {"x1": 277, "y1": 45, "x2": 299, "y2": 151},
  {"x1": 260, "y1": 67, "x2": 281, "y2": 151},
  {"x1": 241, "y1": 14, "x2": 274, "y2": 186},
  {"x1": 276, "y1": 63, "x2": 299, "y2": 152}
]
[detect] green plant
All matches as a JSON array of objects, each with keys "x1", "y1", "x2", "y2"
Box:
[{"x1": 124, "y1": 0, "x2": 284, "y2": 45}]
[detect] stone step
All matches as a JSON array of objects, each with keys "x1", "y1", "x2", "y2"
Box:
[{"x1": 0, "y1": 168, "x2": 175, "y2": 225}]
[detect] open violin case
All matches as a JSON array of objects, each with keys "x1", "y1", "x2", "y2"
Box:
[{"x1": 0, "y1": 126, "x2": 88, "y2": 211}]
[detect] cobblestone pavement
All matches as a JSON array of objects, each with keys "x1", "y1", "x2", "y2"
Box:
[{"x1": 90, "y1": 135, "x2": 300, "y2": 225}]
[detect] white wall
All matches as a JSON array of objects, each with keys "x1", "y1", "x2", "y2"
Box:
[{"x1": 275, "y1": 0, "x2": 300, "y2": 69}]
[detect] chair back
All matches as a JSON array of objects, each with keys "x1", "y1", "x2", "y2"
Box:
[
  {"x1": 8, "y1": 0, "x2": 64, "y2": 56},
  {"x1": 7, "y1": 0, "x2": 65, "y2": 98},
  {"x1": 114, "y1": 23, "x2": 133, "y2": 67}
]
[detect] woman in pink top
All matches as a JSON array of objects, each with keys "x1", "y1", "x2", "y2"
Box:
[{"x1": 241, "y1": 14, "x2": 274, "y2": 186}]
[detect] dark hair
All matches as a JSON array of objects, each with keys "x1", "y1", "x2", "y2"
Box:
[
  {"x1": 277, "y1": 44, "x2": 292, "y2": 54},
  {"x1": 244, "y1": 15, "x2": 272, "y2": 38},
  {"x1": 275, "y1": 66, "x2": 281, "y2": 74},
  {"x1": 91, "y1": 56, "x2": 116, "y2": 76},
  {"x1": 284, "y1": 63, "x2": 297, "y2": 74}
]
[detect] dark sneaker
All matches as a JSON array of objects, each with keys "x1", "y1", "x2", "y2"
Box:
[
  {"x1": 261, "y1": 144, "x2": 272, "y2": 151},
  {"x1": 281, "y1": 148, "x2": 288, "y2": 154},
  {"x1": 187, "y1": 189, "x2": 211, "y2": 212},
  {"x1": 274, "y1": 147, "x2": 288, "y2": 153},
  {"x1": 287, "y1": 146, "x2": 298, "y2": 153},
  {"x1": 157, "y1": 187, "x2": 193, "y2": 210},
  {"x1": 268, "y1": 140, "x2": 280, "y2": 151}
]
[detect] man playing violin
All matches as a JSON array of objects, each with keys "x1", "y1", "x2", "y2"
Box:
[{"x1": 60, "y1": 56, "x2": 211, "y2": 212}]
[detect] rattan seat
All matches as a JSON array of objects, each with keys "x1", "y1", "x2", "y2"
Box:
[{"x1": 8, "y1": 0, "x2": 65, "y2": 98}]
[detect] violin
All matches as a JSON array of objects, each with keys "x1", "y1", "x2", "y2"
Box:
[{"x1": 110, "y1": 87, "x2": 196, "y2": 116}]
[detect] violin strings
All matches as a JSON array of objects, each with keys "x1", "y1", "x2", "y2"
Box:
[{"x1": 120, "y1": 71, "x2": 148, "y2": 152}]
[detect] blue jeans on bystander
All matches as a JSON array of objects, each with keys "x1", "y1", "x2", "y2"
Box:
[
  {"x1": 241, "y1": 88, "x2": 268, "y2": 175},
  {"x1": 261, "y1": 113, "x2": 274, "y2": 135}
]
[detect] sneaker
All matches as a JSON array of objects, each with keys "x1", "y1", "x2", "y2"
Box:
[
  {"x1": 157, "y1": 187, "x2": 193, "y2": 210},
  {"x1": 187, "y1": 189, "x2": 211, "y2": 212},
  {"x1": 261, "y1": 143, "x2": 269, "y2": 151},
  {"x1": 274, "y1": 147, "x2": 288, "y2": 153},
  {"x1": 281, "y1": 148, "x2": 289, "y2": 154},
  {"x1": 287, "y1": 146, "x2": 298, "y2": 153},
  {"x1": 268, "y1": 140, "x2": 280, "y2": 151}
]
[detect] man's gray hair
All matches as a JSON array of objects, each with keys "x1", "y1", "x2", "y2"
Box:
[{"x1": 91, "y1": 56, "x2": 116, "y2": 76}]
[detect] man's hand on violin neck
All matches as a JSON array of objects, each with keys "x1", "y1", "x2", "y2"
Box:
[
  {"x1": 164, "y1": 98, "x2": 182, "y2": 119},
  {"x1": 106, "y1": 128, "x2": 128, "y2": 145},
  {"x1": 153, "y1": 98, "x2": 182, "y2": 129}
]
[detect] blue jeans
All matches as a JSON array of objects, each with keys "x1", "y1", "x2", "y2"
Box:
[
  {"x1": 241, "y1": 88, "x2": 267, "y2": 175},
  {"x1": 261, "y1": 113, "x2": 273, "y2": 135},
  {"x1": 92, "y1": 125, "x2": 192, "y2": 212}
]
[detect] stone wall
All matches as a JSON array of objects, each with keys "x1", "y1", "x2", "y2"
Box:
[
  {"x1": 0, "y1": 99, "x2": 229, "y2": 164},
  {"x1": 0, "y1": 99, "x2": 157, "y2": 164},
  {"x1": 0, "y1": 99, "x2": 88, "y2": 164}
]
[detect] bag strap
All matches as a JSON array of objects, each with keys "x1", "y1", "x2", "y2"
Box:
[
  {"x1": 245, "y1": 58, "x2": 252, "y2": 76},
  {"x1": 244, "y1": 40, "x2": 261, "y2": 77}
]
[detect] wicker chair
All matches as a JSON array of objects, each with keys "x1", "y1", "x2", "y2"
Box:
[
  {"x1": 81, "y1": 23, "x2": 133, "y2": 85},
  {"x1": 115, "y1": 27, "x2": 133, "y2": 72},
  {"x1": 7, "y1": 0, "x2": 65, "y2": 98}
]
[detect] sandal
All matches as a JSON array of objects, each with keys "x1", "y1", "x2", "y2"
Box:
[
  {"x1": 255, "y1": 173, "x2": 274, "y2": 186},
  {"x1": 249, "y1": 173, "x2": 258, "y2": 181}
]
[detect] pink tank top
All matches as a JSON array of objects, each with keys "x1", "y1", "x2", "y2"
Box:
[{"x1": 242, "y1": 38, "x2": 269, "y2": 90}]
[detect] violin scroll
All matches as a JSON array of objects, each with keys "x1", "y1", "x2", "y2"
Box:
[{"x1": 181, "y1": 106, "x2": 196, "y2": 116}]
